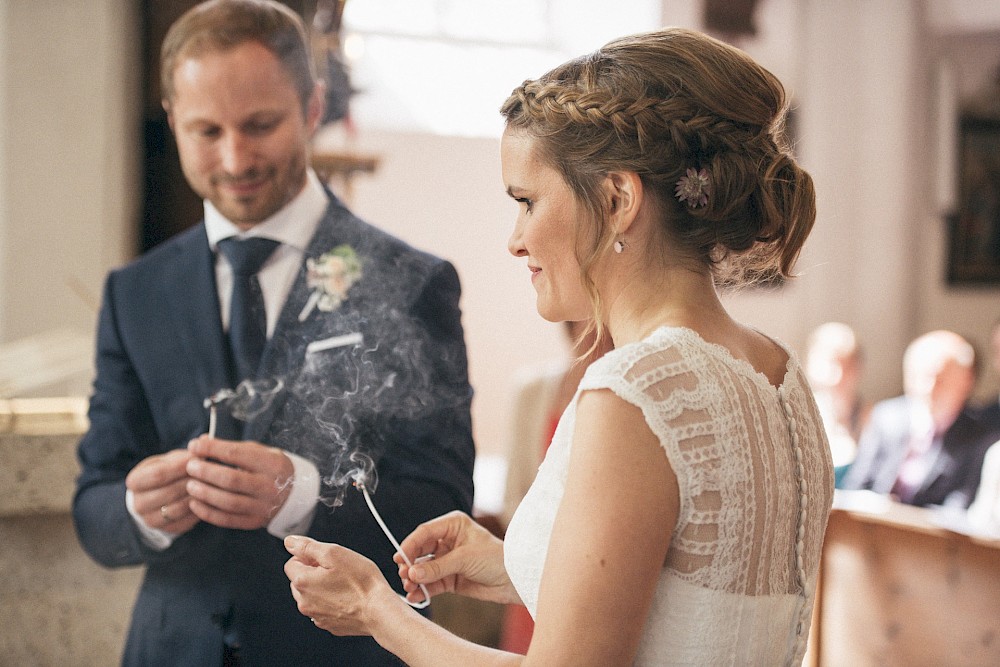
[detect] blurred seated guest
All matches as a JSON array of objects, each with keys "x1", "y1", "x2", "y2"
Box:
[
  {"x1": 967, "y1": 319, "x2": 1000, "y2": 530},
  {"x1": 805, "y1": 322, "x2": 871, "y2": 486},
  {"x1": 972, "y1": 317, "x2": 1000, "y2": 429},
  {"x1": 842, "y1": 330, "x2": 992, "y2": 508},
  {"x1": 969, "y1": 440, "x2": 1000, "y2": 532}
]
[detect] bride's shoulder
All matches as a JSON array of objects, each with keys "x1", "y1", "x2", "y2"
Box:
[
  {"x1": 590, "y1": 327, "x2": 704, "y2": 372},
  {"x1": 580, "y1": 327, "x2": 709, "y2": 398}
]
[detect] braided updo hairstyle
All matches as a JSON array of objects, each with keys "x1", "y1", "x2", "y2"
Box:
[{"x1": 500, "y1": 27, "x2": 816, "y2": 288}]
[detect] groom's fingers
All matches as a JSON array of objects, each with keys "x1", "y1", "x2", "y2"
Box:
[{"x1": 126, "y1": 449, "x2": 193, "y2": 492}]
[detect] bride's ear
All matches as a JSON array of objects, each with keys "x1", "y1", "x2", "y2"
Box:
[{"x1": 603, "y1": 171, "x2": 643, "y2": 235}]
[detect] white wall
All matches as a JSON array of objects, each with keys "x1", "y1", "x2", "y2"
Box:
[
  {"x1": 794, "y1": 0, "x2": 926, "y2": 400},
  {"x1": 0, "y1": 0, "x2": 138, "y2": 344},
  {"x1": 920, "y1": 28, "x2": 1000, "y2": 401},
  {"x1": 0, "y1": 2, "x2": 8, "y2": 330}
]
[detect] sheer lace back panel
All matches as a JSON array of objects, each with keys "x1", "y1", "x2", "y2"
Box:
[
  {"x1": 624, "y1": 330, "x2": 830, "y2": 597},
  {"x1": 504, "y1": 327, "x2": 834, "y2": 665}
]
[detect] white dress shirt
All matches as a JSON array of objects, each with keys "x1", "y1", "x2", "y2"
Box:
[{"x1": 128, "y1": 171, "x2": 328, "y2": 548}]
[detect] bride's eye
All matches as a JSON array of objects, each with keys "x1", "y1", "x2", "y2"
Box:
[{"x1": 515, "y1": 197, "x2": 533, "y2": 213}]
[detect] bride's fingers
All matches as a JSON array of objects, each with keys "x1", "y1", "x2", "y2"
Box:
[
  {"x1": 397, "y1": 510, "x2": 468, "y2": 561},
  {"x1": 393, "y1": 548, "x2": 439, "y2": 567},
  {"x1": 394, "y1": 537, "x2": 441, "y2": 566},
  {"x1": 406, "y1": 549, "x2": 465, "y2": 586},
  {"x1": 405, "y1": 578, "x2": 444, "y2": 602},
  {"x1": 399, "y1": 556, "x2": 435, "y2": 587}
]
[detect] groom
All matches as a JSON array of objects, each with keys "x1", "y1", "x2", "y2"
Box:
[{"x1": 72, "y1": 1, "x2": 475, "y2": 665}]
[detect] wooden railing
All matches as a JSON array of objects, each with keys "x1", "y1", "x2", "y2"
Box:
[{"x1": 806, "y1": 492, "x2": 1000, "y2": 666}]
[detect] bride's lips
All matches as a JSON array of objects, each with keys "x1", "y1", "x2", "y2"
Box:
[{"x1": 529, "y1": 265, "x2": 541, "y2": 283}]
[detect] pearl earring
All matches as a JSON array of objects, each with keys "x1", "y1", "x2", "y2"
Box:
[{"x1": 614, "y1": 238, "x2": 627, "y2": 253}]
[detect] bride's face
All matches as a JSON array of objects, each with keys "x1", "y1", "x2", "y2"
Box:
[{"x1": 502, "y1": 130, "x2": 593, "y2": 323}]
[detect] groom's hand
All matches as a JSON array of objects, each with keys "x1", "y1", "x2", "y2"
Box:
[
  {"x1": 185, "y1": 435, "x2": 295, "y2": 530},
  {"x1": 126, "y1": 449, "x2": 200, "y2": 534}
]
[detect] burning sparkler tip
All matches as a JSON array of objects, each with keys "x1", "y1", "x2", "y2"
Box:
[{"x1": 203, "y1": 388, "x2": 237, "y2": 408}]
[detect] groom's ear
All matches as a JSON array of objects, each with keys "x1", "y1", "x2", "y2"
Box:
[
  {"x1": 163, "y1": 100, "x2": 176, "y2": 133},
  {"x1": 305, "y1": 80, "x2": 326, "y2": 136}
]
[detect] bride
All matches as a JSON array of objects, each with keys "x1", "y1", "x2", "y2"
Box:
[{"x1": 284, "y1": 27, "x2": 833, "y2": 666}]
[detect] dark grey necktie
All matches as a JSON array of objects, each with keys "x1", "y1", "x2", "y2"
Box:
[{"x1": 217, "y1": 237, "x2": 281, "y2": 383}]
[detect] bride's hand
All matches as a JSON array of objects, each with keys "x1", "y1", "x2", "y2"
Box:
[{"x1": 394, "y1": 510, "x2": 519, "y2": 606}]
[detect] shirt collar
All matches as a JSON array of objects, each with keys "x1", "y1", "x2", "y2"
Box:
[{"x1": 204, "y1": 169, "x2": 329, "y2": 252}]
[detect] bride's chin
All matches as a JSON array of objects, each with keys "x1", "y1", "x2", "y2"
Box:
[
  {"x1": 534, "y1": 299, "x2": 558, "y2": 323},
  {"x1": 536, "y1": 303, "x2": 585, "y2": 325}
]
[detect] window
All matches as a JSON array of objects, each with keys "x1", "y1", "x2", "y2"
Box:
[{"x1": 341, "y1": 0, "x2": 661, "y2": 137}]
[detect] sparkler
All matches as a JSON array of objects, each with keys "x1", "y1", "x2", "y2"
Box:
[
  {"x1": 203, "y1": 389, "x2": 236, "y2": 437},
  {"x1": 204, "y1": 383, "x2": 434, "y2": 608},
  {"x1": 202, "y1": 379, "x2": 284, "y2": 437},
  {"x1": 352, "y1": 471, "x2": 433, "y2": 609}
]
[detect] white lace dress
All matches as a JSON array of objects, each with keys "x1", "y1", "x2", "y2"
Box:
[{"x1": 504, "y1": 327, "x2": 834, "y2": 666}]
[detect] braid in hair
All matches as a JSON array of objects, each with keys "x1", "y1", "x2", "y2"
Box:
[{"x1": 501, "y1": 26, "x2": 817, "y2": 298}]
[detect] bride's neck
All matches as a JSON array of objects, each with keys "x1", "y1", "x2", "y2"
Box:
[{"x1": 606, "y1": 267, "x2": 727, "y2": 347}]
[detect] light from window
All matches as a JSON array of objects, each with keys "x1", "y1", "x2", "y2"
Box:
[{"x1": 341, "y1": 0, "x2": 661, "y2": 137}]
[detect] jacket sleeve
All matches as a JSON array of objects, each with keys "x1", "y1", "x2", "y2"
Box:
[
  {"x1": 72, "y1": 273, "x2": 204, "y2": 568},
  {"x1": 840, "y1": 403, "x2": 889, "y2": 492}
]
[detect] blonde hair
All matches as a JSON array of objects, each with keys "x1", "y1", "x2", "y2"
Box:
[
  {"x1": 806, "y1": 322, "x2": 862, "y2": 389},
  {"x1": 501, "y1": 28, "x2": 816, "y2": 346},
  {"x1": 903, "y1": 330, "x2": 976, "y2": 389}
]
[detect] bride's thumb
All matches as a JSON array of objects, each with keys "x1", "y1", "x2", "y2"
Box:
[{"x1": 409, "y1": 552, "x2": 459, "y2": 585}]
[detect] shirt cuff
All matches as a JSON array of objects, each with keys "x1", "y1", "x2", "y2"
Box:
[
  {"x1": 267, "y1": 452, "x2": 320, "y2": 539},
  {"x1": 125, "y1": 488, "x2": 178, "y2": 551}
]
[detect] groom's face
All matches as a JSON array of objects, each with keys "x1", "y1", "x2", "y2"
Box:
[{"x1": 166, "y1": 40, "x2": 322, "y2": 229}]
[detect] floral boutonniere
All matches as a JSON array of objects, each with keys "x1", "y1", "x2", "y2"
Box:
[{"x1": 298, "y1": 245, "x2": 363, "y2": 321}]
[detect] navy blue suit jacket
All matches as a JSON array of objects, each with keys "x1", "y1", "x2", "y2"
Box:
[
  {"x1": 842, "y1": 395, "x2": 995, "y2": 508},
  {"x1": 73, "y1": 194, "x2": 475, "y2": 666}
]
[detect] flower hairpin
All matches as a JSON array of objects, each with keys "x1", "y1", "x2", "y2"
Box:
[
  {"x1": 298, "y1": 244, "x2": 363, "y2": 321},
  {"x1": 674, "y1": 167, "x2": 711, "y2": 208}
]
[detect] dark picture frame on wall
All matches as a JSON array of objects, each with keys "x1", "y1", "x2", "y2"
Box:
[{"x1": 947, "y1": 114, "x2": 1000, "y2": 285}]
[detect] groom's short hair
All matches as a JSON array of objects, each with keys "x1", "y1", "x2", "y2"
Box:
[{"x1": 160, "y1": 0, "x2": 317, "y2": 113}]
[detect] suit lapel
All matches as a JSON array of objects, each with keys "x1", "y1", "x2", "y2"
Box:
[
  {"x1": 916, "y1": 414, "x2": 972, "y2": 499},
  {"x1": 244, "y1": 199, "x2": 346, "y2": 443}
]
